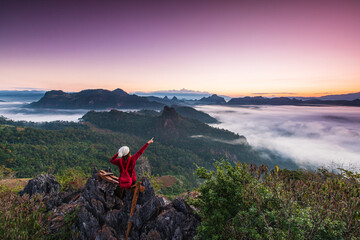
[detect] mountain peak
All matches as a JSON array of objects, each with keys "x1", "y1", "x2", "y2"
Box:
[
  {"x1": 198, "y1": 94, "x2": 226, "y2": 104},
  {"x1": 113, "y1": 88, "x2": 128, "y2": 96},
  {"x1": 77, "y1": 89, "x2": 111, "y2": 96},
  {"x1": 44, "y1": 90, "x2": 66, "y2": 96},
  {"x1": 161, "y1": 106, "x2": 180, "y2": 120}
]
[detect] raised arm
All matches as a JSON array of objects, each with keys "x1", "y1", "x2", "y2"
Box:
[
  {"x1": 110, "y1": 153, "x2": 119, "y2": 166},
  {"x1": 132, "y1": 138, "x2": 154, "y2": 161}
]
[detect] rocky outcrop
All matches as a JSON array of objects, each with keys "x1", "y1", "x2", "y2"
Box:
[
  {"x1": 19, "y1": 174, "x2": 61, "y2": 197},
  {"x1": 30, "y1": 169, "x2": 200, "y2": 239},
  {"x1": 161, "y1": 106, "x2": 180, "y2": 120}
]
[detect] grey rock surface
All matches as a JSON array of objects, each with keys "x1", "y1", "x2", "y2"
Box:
[
  {"x1": 34, "y1": 169, "x2": 200, "y2": 240},
  {"x1": 19, "y1": 174, "x2": 61, "y2": 197}
]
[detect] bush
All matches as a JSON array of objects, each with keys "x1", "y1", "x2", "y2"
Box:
[
  {"x1": 0, "y1": 189, "x2": 48, "y2": 239},
  {"x1": 0, "y1": 165, "x2": 16, "y2": 179},
  {"x1": 192, "y1": 160, "x2": 360, "y2": 240},
  {"x1": 55, "y1": 167, "x2": 87, "y2": 192}
]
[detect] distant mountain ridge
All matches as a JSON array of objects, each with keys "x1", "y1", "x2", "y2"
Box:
[
  {"x1": 145, "y1": 96, "x2": 183, "y2": 106},
  {"x1": 316, "y1": 92, "x2": 360, "y2": 101},
  {"x1": 134, "y1": 88, "x2": 230, "y2": 100},
  {"x1": 145, "y1": 94, "x2": 227, "y2": 106},
  {"x1": 295, "y1": 92, "x2": 360, "y2": 101},
  {"x1": 27, "y1": 88, "x2": 360, "y2": 109},
  {"x1": 196, "y1": 94, "x2": 227, "y2": 105},
  {"x1": 227, "y1": 96, "x2": 360, "y2": 106},
  {"x1": 0, "y1": 90, "x2": 45, "y2": 102},
  {"x1": 29, "y1": 89, "x2": 229, "y2": 110},
  {"x1": 29, "y1": 89, "x2": 164, "y2": 109}
]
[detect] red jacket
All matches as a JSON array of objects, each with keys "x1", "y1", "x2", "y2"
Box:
[{"x1": 110, "y1": 143, "x2": 149, "y2": 184}]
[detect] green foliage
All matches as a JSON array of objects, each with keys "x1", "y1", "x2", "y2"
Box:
[
  {"x1": 0, "y1": 164, "x2": 16, "y2": 179},
  {"x1": 0, "y1": 190, "x2": 48, "y2": 239},
  {"x1": 159, "y1": 179, "x2": 184, "y2": 200},
  {"x1": 144, "y1": 172, "x2": 161, "y2": 193},
  {"x1": 192, "y1": 160, "x2": 360, "y2": 240},
  {"x1": 192, "y1": 160, "x2": 258, "y2": 239},
  {"x1": 55, "y1": 167, "x2": 88, "y2": 192}
]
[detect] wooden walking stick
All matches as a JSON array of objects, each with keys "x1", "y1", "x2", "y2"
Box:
[{"x1": 126, "y1": 182, "x2": 141, "y2": 240}]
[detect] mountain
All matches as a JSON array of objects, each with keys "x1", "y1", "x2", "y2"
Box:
[
  {"x1": 195, "y1": 94, "x2": 227, "y2": 105},
  {"x1": 85, "y1": 106, "x2": 236, "y2": 139},
  {"x1": 145, "y1": 96, "x2": 183, "y2": 106},
  {"x1": 228, "y1": 96, "x2": 360, "y2": 106},
  {"x1": 171, "y1": 105, "x2": 218, "y2": 123},
  {"x1": 29, "y1": 89, "x2": 164, "y2": 109},
  {"x1": 82, "y1": 106, "x2": 239, "y2": 143},
  {"x1": 317, "y1": 92, "x2": 360, "y2": 101},
  {"x1": 82, "y1": 106, "x2": 297, "y2": 170},
  {"x1": 134, "y1": 88, "x2": 213, "y2": 100},
  {"x1": 0, "y1": 90, "x2": 45, "y2": 102},
  {"x1": 228, "y1": 96, "x2": 301, "y2": 105},
  {"x1": 137, "y1": 105, "x2": 218, "y2": 124},
  {"x1": 303, "y1": 98, "x2": 360, "y2": 106},
  {"x1": 145, "y1": 94, "x2": 227, "y2": 107}
]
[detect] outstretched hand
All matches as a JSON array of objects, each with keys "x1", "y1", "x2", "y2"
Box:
[{"x1": 147, "y1": 137, "x2": 154, "y2": 144}]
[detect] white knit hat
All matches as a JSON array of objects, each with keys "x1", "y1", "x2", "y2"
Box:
[{"x1": 118, "y1": 146, "x2": 130, "y2": 158}]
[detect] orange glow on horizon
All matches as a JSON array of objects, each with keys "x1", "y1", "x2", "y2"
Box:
[{"x1": 1, "y1": 82, "x2": 359, "y2": 99}]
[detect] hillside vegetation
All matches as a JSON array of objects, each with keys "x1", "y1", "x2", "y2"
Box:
[
  {"x1": 193, "y1": 160, "x2": 360, "y2": 240},
  {"x1": 0, "y1": 107, "x2": 296, "y2": 193}
]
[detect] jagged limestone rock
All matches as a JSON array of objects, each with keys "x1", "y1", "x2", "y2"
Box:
[
  {"x1": 35, "y1": 169, "x2": 200, "y2": 239},
  {"x1": 19, "y1": 174, "x2": 61, "y2": 197}
]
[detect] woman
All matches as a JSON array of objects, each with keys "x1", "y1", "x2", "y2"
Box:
[{"x1": 110, "y1": 137, "x2": 154, "y2": 188}]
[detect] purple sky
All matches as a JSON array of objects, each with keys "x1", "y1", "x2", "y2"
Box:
[{"x1": 1, "y1": 0, "x2": 360, "y2": 96}]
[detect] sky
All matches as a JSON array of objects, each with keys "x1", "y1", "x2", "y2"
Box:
[{"x1": 1, "y1": 0, "x2": 360, "y2": 97}]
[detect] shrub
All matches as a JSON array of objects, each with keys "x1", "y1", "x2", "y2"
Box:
[
  {"x1": 0, "y1": 188, "x2": 48, "y2": 239},
  {"x1": 192, "y1": 160, "x2": 360, "y2": 240},
  {"x1": 55, "y1": 167, "x2": 88, "y2": 192},
  {"x1": 0, "y1": 165, "x2": 16, "y2": 179}
]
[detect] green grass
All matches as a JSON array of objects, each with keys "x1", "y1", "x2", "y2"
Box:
[{"x1": 0, "y1": 186, "x2": 48, "y2": 240}]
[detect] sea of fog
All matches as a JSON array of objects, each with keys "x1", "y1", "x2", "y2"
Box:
[
  {"x1": 0, "y1": 101, "x2": 145, "y2": 122},
  {"x1": 0, "y1": 102, "x2": 87, "y2": 122},
  {"x1": 1, "y1": 101, "x2": 360, "y2": 171},
  {"x1": 196, "y1": 105, "x2": 360, "y2": 171}
]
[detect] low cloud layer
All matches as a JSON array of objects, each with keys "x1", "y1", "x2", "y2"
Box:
[
  {"x1": 2, "y1": 101, "x2": 359, "y2": 171},
  {"x1": 0, "y1": 102, "x2": 149, "y2": 122},
  {"x1": 191, "y1": 134, "x2": 248, "y2": 145},
  {"x1": 196, "y1": 105, "x2": 360, "y2": 171},
  {"x1": 0, "y1": 102, "x2": 88, "y2": 122}
]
